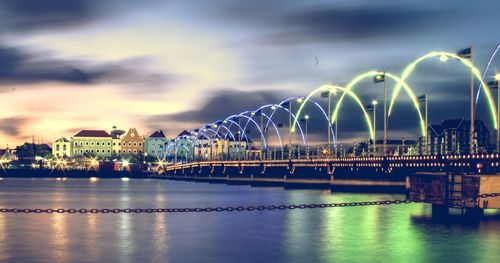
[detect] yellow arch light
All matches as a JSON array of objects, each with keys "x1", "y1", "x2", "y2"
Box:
[
  {"x1": 388, "y1": 51, "x2": 497, "y2": 129},
  {"x1": 293, "y1": 84, "x2": 375, "y2": 140},
  {"x1": 331, "y1": 71, "x2": 426, "y2": 136}
]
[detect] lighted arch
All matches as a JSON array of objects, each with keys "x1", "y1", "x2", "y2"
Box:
[
  {"x1": 332, "y1": 71, "x2": 426, "y2": 136},
  {"x1": 217, "y1": 115, "x2": 250, "y2": 144},
  {"x1": 236, "y1": 113, "x2": 267, "y2": 149},
  {"x1": 388, "y1": 51, "x2": 497, "y2": 129},
  {"x1": 240, "y1": 109, "x2": 283, "y2": 149},
  {"x1": 476, "y1": 43, "x2": 500, "y2": 109},
  {"x1": 294, "y1": 84, "x2": 374, "y2": 140},
  {"x1": 263, "y1": 99, "x2": 306, "y2": 145}
]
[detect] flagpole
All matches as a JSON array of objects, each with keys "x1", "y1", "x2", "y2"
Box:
[
  {"x1": 425, "y1": 94, "x2": 428, "y2": 155},
  {"x1": 373, "y1": 104, "x2": 377, "y2": 155},
  {"x1": 328, "y1": 91, "x2": 331, "y2": 157},
  {"x1": 470, "y1": 46, "x2": 475, "y2": 154},
  {"x1": 289, "y1": 101, "x2": 292, "y2": 159},
  {"x1": 497, "y1": 78, "x2": 500, "y2": 153},
  {"x1": 383, "y1": 72, "x2": 387, "y2": 156}
]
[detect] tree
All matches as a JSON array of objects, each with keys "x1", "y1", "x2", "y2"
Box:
[{"x1": 15, "y1": 143, "x2": 52, "y2": 159}]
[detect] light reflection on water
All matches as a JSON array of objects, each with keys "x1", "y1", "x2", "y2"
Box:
[{"x1": 0, "y1": 178, "x2": 500, "y2": 263}]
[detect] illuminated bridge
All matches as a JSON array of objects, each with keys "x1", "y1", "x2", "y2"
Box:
[{"x1": 155, "y1": 154, "x2": 500, "y2": 192}]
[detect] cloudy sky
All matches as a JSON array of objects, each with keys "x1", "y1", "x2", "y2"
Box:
[{"x1": 0, "y1": 0, "x2": 499, "y2": 147}]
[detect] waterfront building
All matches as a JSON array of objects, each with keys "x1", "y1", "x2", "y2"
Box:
[
  {"x1": 193, "y1": 138, "x2": 211, "y2": 161},
  {"x1": 110, "y1": 126, "x2": 126, "y2": 156},
  {"x1": 52, "y1": 137, "x2": 72, "y2": 157},
  {"x1": 427, "y1": 118, "x2": 491, "y2": 155},
  {"x1": 71, "y1": 130, "x2": 113, "y2": 157},
  {"x1": 228, "y1": 135, "x2": 249, "y2": 160},
  {"x1": 120, "y1": 128, "x2": 144, "y2": 155},
  {"x1": 168, "y1": 130, "x2": 194, "y2": 162},
  {"x1": 145, "y1": 130, "x2": 168, "y2": 159}
]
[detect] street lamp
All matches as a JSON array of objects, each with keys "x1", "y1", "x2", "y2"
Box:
[
  {"x1": 493, "y1": 73, "x2": 500, "y2": 152},
  {"x1": 374, "y1": 72, "x2": 387, "y2": 156},
  {"x1": 372, "y1": 100, "x2": 378, "y2": 155},
  {"x1": 305, "y1": 114, "x2": 310, "y2": 158}
]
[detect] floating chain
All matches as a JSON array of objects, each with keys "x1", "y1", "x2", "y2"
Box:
[{"x1": 1, "y1": 193, "x2": 498, "y2": 214}]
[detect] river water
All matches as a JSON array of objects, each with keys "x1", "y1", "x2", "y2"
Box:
[{"x1": 0, "y1": 178, "x2": 499, "y2": 263}]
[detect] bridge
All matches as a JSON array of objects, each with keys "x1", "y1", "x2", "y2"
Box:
[
  {"x1": 157, "y1": 154, "x2": 499, "y2": 188},
  {"x1": 156, "y1": 154, "x2": 500, "y2": 215}
]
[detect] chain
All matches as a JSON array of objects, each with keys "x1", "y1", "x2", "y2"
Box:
[
  {"x1": 1, "y1": 193, "x2": 498, "y2": 214},
  {"x1": 0, "y1": 199, "x2": 413, "y2": 214}
]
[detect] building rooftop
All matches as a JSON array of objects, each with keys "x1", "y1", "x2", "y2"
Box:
[
  {"x1": 149, "y1": 130, "x2": 166, "y2": 138},
  {"x1": 74, "y1": 130, "x2": 111, "y2": 138},
  {"x1": 177, "y1": 130, "x2": 191, "y2": 137},
  {"x1": 54, "y1": 137, "x2": 70, "y2": 142}
]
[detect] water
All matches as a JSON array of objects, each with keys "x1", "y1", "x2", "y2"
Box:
[{"x1": 0, "y1": 178, "x2": 500, "y2": 263}]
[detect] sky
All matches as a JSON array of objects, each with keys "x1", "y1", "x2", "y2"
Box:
[{"x1": 0, "y1": 0, "x2": 499, "y2": 147}]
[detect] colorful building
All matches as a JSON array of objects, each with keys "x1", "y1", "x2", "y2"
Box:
[
  {"x1": 120, "y1": 128, "x2": 144, "y2": 155},
  {"x1": 71, "y1": 130, "x2": 113, "y2": 157},
  {"x1": 52, "y1": 137, "x2": 72, "y2": 157},
  {"x1": 145, "y1": 130, "x2": 168, "y2": 158}
]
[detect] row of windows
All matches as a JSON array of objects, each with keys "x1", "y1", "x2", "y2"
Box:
[
  {"x1": 73, "y1": 141, "x2": 143, "y2": 147},
  {"x1": 55, "y1": 145, "x2": 67, "y2": 151}
]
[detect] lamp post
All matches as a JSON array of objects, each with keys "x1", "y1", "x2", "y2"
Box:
[
  {"x1": 372, "y1": 100, "x2": 378, "y2": 155},
  {"x1": 495, "y1": 74, "x2": 500, "y2": 152},
  {"x1": 374, "y1": 73, "x2": 387, "y2": 156},
  {"x1": 305, "y1": 114, "x2": 310, "y2": 159}
]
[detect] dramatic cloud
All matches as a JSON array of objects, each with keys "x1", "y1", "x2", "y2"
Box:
[
  {"x1": 0, "y1": 117, "x2": 29, "y2": 136},
  {"x1": 0, "y1": 45, "x2": 176, "y2": 94},
  {"x1": 264, "y1": 5, "x2": 449, "y2": 44},
  {"x1": 0, "y1": 0, "x2": 95, "y2": 32},
  {"x1": 152, "y1": 89, "x2": 285, "y2": 125}
]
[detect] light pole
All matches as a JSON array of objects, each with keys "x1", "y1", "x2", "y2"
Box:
[
  {"x1": 305, "y1": 114, "x2": 310, "y2": 159},
  {"x1": 494, "y1": 74, "x2": 500, "y2": 152},
  {"x1": 374, "y1": 72, "x2": 387, "y2": 156},
  {"x1": 372, "y1": 100, "x2": 378, "y2": 155}
]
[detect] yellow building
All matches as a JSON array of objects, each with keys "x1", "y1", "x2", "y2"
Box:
[
  {"x1": 71, "y1": 130, "x2": 113, "y2": 157},
  {"x1": 52, "y1": 137, "x2": 72, "y2": 157}
]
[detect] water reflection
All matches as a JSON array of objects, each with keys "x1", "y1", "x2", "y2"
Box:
[
  {"x1": 0, "y1": 179, "x2": 499, "y2": 262},
  {"x1": 50, "y1": 213, "x2": 68, "y2": 263}
]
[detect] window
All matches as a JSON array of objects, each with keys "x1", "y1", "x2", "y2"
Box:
[
  {"x1": 108, "y1": 142, "x2": 111, "y2": 146},
  {"x1": 128, "y1": 142, "x2": 132, "y2": 146},
  {"x1": 133, "y1": 142, "x2": 137, "y2": 146},
  {"x1": 96, "y1": 142, "x2": 100, "y2": 146},
  {"x1": 63, "y1": 145, "x2": 66, "y2": 151},
  {"x1": 56, "y1": 145, "x2": 60, "y2": 151},
  {"x1": 86, "y1": 142, "x2": 89, "y2": 146},
  {"x1": 139, "y1": 143, "x2": 142, "y2": 147},
  {"x1": 97, "y1": 149, "x2": 100, "y2": 153}
]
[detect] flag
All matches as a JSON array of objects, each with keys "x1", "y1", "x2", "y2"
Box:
[
  {"x1": 231, "y1": 116, "x2": 239, "y2": 122},
  {"x1": 417, "y1": 95, "x2": 426, "y2": 102},
  {"x1": 488, "y1": 81, "x2": 499, "y2": 89},
  {"x1": 366, "y1": 105, "x2": 374, "y2": 111},
  {"x1": 374, "y1": 73, "x2": 385, "y2": 83},
  {"x1": 300, "y1": 118, "x2": 306, "y2": 122},
  {"x1": 320, "y1": 91, "x2": 330, "y2": 98},
  {"x1": 281, "y1": 101, "x2": 290, "y2": 108},
  {"x1": 214, "y1": 120, "x2": 223, "y2": 125},
  {"x1": 204, "y1": 125, "x2": 211, "y2": 129},
  {"x1": 277, "y1": 122, "x2": 284, "y2": 128},
  {"x1": 457, "y1": 47, "x2": 471, "y2": 59},
  {"x1": 253, "y1": 110, "x2": 262, "y2": 116},
  {"x1": 193, "y1": 128, "x2": 199, "y2": 132}
]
